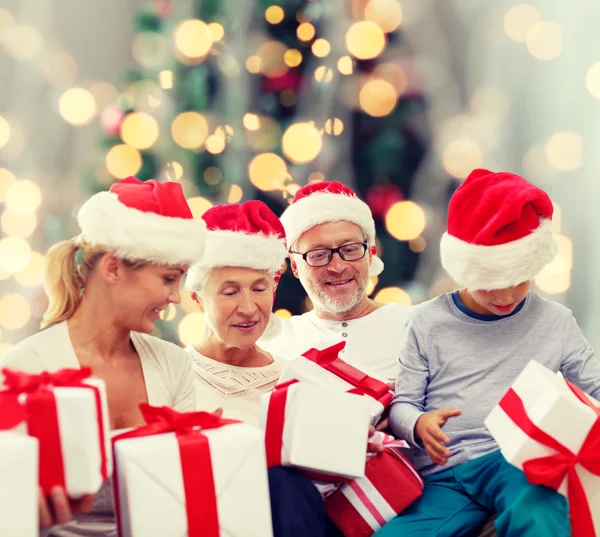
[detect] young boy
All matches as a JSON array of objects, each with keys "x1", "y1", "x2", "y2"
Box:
[{"x1": 379, "y1": 169, "x2": 600, "y2": 537}]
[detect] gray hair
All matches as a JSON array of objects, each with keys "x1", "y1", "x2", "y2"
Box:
[{"x1": 185, "y1": 264, "x2": 278, "y2": 296}]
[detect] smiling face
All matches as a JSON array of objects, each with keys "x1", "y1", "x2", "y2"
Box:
[
  {"x1": 291, "y1": 221, "x2": 371, "y2": 317},
  {"x1": 194, "y1": 266, "x2": 274, "y2": 349},
  {"x1": 463, "y1": 281, "x2": 532, "y2": 316},
  {"x1": 111, "y1": 261, "x2": 187, "y2": 334}
]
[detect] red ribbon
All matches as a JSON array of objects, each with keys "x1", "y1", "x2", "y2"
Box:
[
  {"x1": 264, "y1": 380, "x2": 297, "y2": 468},
  {"x1": 1, "y1": 367, "x2": 109, "y2": 494},
  {"x1": 499, "y1": 382, "x2": 600, "y2": 537},
  {"x1": 112, "y1": 404, "x2": 240, "y2": 537},
  {"x1": 302, "y1": 342, "x2": 392, "y2": 405},
  {"x1": 0, "y1": 392, "x2": 27, "y2": 430}
]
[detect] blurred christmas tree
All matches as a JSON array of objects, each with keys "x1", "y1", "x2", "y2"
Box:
[{"x1": 88, "y1": 0, "x2": 429, "y2": 340}]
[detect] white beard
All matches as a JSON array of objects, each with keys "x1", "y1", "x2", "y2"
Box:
[{"x1": 301, "y1": 272, "x2": 368, "y2": 315}]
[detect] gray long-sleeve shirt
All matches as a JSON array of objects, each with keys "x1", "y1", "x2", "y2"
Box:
[{"x1": 390, "y1": 291, "x2": 600, "y2": 476}]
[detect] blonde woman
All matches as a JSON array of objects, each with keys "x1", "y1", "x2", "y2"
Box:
[{"x1": 2, "y1": 177, "x2": 207, "y2": 533}]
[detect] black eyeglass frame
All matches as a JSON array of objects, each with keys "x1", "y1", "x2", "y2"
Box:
[{"x1": 290, "y1": 242, "x2": 369, "y2": 267}]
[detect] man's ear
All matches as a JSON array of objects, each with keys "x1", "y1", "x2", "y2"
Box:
[
  {"x1": 98, "y1": 253, "x2": 121, "y2": 286},
  {"x1": 290, "y1": 258, "x2": 300, "y2": 279},
  {"x1": 191, "y1": 291, "x2": 205, "y2": 312}
]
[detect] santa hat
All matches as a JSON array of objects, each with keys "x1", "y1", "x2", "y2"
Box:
[
  {"x1": 280, "y1": 181, "x2": 384, "y2": 276},
  {"x1": 77, "y1": 176, "x2": 207, "y2": 266},
  {"x1": 185, "y1": 200, "x2": 287, "y2": 288},
  {"x1": 440, "y1": 169, "x2": 557, "y2": 290}
]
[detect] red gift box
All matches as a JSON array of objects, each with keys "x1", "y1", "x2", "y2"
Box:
[{"x1": 325, "y1": 439, "x2": 423, "y2": 537}]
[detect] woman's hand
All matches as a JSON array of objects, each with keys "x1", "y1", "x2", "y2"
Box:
[{"x1": 39, "y1": 486, "x2": 95, "y2": 528}]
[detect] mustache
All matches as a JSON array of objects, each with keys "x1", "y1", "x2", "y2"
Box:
[{"x1": 319, "y1": 271, "x2": 358, "y2": 284}]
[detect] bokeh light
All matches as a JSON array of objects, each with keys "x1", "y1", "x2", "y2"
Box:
[
  {"x1": 442, "y1": 138, "x2": 483, "y2": 179},
  {"x1": 337, "y1": 56, "x2": 354, "y2": 75},
  {"x1": 174, "y1": 19, "x2": 213, "y2": 60},
  {"x1": 59, "y1": 88, "x2": 97, "y2": 126},
  {"x1": 0, "y1": 293, "x2": 31, "y2": 330},
  {"x1": 178, "y1": 312, "x2": 206, "y2": 346},
  {"x1": 249, "y1": 153, "x2": 288, "y2": 191},
  {"x1": 265, "y1": 5, "x2": 285, "y2": 24},
  {"x1": 503, "y1": 4, "x2": 540, "y2": 43},
  {"x1": 205, "y1": 134, "x2": 226, "y2": 154},
  {"x1": 120, "y1": 112, "x2": 159, "y2": 150},
  {"x1": 188, "y1": 197, "x2": 213, "y2": 219},
  {"x1": 297, "y1": 22, "x2": 316, "y2": 41},
  {"x1": 312, "y1": 39, "x2": 331, "y2": 58},
  {"x1": 364, "y1": 0, "x2": 403, "y2": 33},
  {"x1": 106, "y1": 144, "x2": 142, "y2": 178},
  {"x1": 359, "y1": 79, "x2": 397, "y2": 117},
  {"x1": 545, "y1": 131, "x2": 582, "y2": 172},
  {"x1": 284, "y1": 49, "x2": 303, "y2": 67},
  {"x1": 4, "y1": 24, "x2": 43, "y2": 59},
  {"x1": 1, "y1": 210, "x2": 37, "y2": 238},
  {"x1": 5, "y1": 180, "x2": 42, "y2": 214},
  {"x1": 374, "y1": 287, "x2": 412, "y2": 306},
  {"x1": 346, "y1": 21, "x2": 386, "y2": 60},
  {"x1": 228, "y1": 184, "x2": 243, "y2": 203},
  {"x1": 243, "y1": 113, "x2": 261, "y2": 131},
  {"x1": 526, "y1": 21, "x2": 562, "y2": 60},
  {"x1": 0, "y1": 237, "x2": 31, "y2": 273},
  {"x1": 171, "y1": 111, "x2": 209, "y2": 149},
  {"x1": 256, "y1": 40, "x2": 289, "y2": 77},
  {"x1": 282, "y1": 122, "x2": 323, "y2": 164},
  {"x1": 385, "y1": 201, "x2": 426, "y2": 241},
  {"x1": 586, "y1": 62, "x2": 600, "y2": 100},
  {"x1": 208, "y1": 22, "x2": 225, "y2": 41},
  {"x1": 324, "y1": 118, "x2": 344, "y2": 136},
  {"x1": 14, "y1": 251, "x2": 45, "y2": 287},
  {"x1": 274, "y1": 309, "x2": 292, "y2": 319}
]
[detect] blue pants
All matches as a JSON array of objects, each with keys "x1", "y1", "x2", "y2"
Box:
[
  {"x1": 269, "y1": 467, "x2": 338, "y2": 537},
  {"x1": 374, "y1": 450, "x2": 570, "y2": 537}
]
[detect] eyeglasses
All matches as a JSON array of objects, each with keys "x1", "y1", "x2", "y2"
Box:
[{"x1": 290, "y1": 242, "x2": 368, "y2": 267}]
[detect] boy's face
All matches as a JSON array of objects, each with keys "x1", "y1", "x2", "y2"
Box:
[{"x1": 468, "y1": 281, "x2": 532, "y2": 316}]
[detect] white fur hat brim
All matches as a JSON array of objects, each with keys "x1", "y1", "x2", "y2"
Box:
[
  {"x1": 280, "y1": 191, "x2": 383, "y2": 276},
  {"x1": 184, "y1": 229, "x2": 287, "y2": 290},
  {"x1": 440, "y1": 219, "x2": 557, "y2": 290},
  {"x1": 77, "y1": 191, "x2": 207, "y2": 266}
]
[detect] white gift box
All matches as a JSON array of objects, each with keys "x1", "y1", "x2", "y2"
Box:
[
  {"x1": 0, "y1": 431, "x2": 38, "y2": 537},
  {"x1": 20, "y1": 378, "x2": 112, "y2": 497},
  {"x1": 261, "y1": 382, "x2": 372, "y2": 479},
  {"x1": 113, "y1": 421, "x2": 273, "y2": 537},
  {"x1": 485, "y1": 359, "x2": 600, "y2": 534},
  {"x1": 278, "y1": 354, "x2": 389, "y2": 424}
]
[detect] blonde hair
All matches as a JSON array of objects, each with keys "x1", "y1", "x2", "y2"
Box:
[{"x1": 41, "y1": 238, "x2": 145, "y2": 328}]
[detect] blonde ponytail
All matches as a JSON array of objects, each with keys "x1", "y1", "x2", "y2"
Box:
[{"x1": 41, "y1": 239, "x2": 83, "y2": 328}]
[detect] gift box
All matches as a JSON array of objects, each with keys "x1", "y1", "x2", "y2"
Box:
[
  {"x1": 277, "y1": 342, "x2": 392, "y2": 424},
  {"x1": 261, "y1": 380, "x2": 372, "y2": 480},
  {"x1": 485, "y1": 359, "x2": 600, "y2": 537},
  {"x1": 113, "y1": 404, "x2": 273, "y2": 537},
  {"x1": 0, "y1": 396, "x2": 39, "y2": 537},
  {"x1": 325, "y1": 435, "x2": 423, "y2": 537},
  {"x1": 0, "y1": 367, "x2": 112, "y2": 497}
]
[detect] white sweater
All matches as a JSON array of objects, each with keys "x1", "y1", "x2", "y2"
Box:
[
  {"x1": 186, "y1": 345, "x2": 283, "y2": 427},
  {"x1": 258, "y1": 304, "x2": 410, "y2": 381},
  {"x1": 1, "y1": 321, "x2": 195, "y2": 412}
]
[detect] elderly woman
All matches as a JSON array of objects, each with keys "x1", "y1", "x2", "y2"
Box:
[
  {"x1": 185, "y1": 200, "x2": 345, "y2": 537},
  {"x1": 2, "y1": 177, "x2": 206, "y2": 533}
]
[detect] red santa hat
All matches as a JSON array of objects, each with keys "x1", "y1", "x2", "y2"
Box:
[
  {"x1": 185, "y1": 200, "x2": 287, "y2": 288},
  {"x1": 440, "y1": 169, "x2": 557, "y2": 290},
  {"x1": 77, "y1": 176, "x2": 207, "y2": 266},
  {"x1": 280, "y1": 181, "x2": 384, "y2": 276}
]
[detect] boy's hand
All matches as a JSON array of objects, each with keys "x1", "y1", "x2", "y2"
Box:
[
  {"x1": 415, "y1": 408, "x2": 462, "y2": 466},
  {"x1": 39, "y1": 486, "x2": 95, "y2": 528}
]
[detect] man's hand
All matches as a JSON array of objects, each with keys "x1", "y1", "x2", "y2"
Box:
[
  {"x1": 415, "y1": 408, "x2": 462, "y2": 466},
  {"x1": 39, "y1": 486, "x2": 95, "y2": 528}
]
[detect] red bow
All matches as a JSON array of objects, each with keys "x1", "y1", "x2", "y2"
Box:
[
  {"x1": 2, "y1": 367, "x2": 93, "y2": 392},
  {"x1": 303, "y1": 343, "x2": 391, "y2": 404},
  {"x1": 113, "y1": 404, "x2": 240, "y2": 537},
  {"x1": 499, "y1": 382, "x2": 600, "y2": 537},
  {"x1": 0, "y1": 393, "x2": 27, "y2": 429}
]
